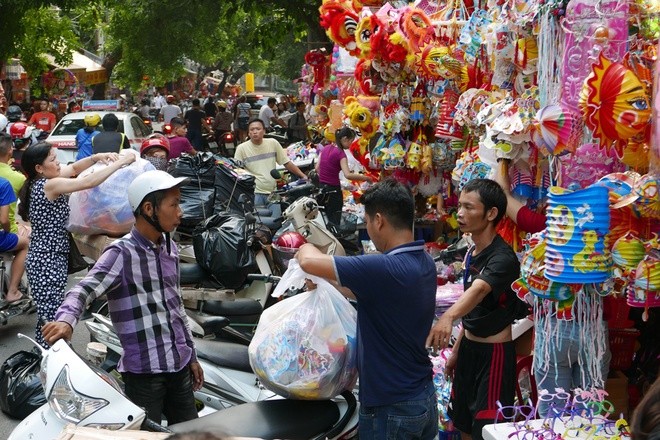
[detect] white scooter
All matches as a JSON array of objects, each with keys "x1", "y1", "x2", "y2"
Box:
[
  {"x1": 277, "y1": 193, "x2": 346, "y2": 257},
  {"x1": 9, "y1": 333, "x2": 358, "y2": 440},
  {"x1": 85, "y1": 311, "x2": 275, "y2": 412}
]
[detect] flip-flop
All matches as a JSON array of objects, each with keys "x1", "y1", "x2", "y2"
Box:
[{"x1": 1, "y1": 293, "x2": 31, "y2": 308}]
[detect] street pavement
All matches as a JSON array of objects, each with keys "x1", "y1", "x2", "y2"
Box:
[{"x1": 0, "y1": 272, "x2": 91, "y2": 439}]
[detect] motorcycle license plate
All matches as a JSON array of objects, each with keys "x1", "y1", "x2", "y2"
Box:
[{"x1": 208, "y1": 141, "x2": 219, "y2": 149}]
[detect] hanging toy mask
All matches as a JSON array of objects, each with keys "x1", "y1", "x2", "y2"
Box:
[
  {"x1": 305, "y1": 49, "x2": 331, "y2": 90},
  {"x1": 398, "y1": 7, "x2": 433, "y2": 53},
  {"x1": 354, "y1": 59, "x2": 384, "y2": 96},
  {"x1": 579, "y1": 53, "x2": 652, "y2": 155},
  {"x1": 343, "y1": 96, "x2": 378, "y2": 139},
  {"x1": 412, "y1": 43, "x2": 463, "y2": 81},
  {"x1": 319, "y1": 0, "x2": 360, "y2": 56},
  {"x1": 355, "y1": 14, "x2": 382, "y2": 59}
]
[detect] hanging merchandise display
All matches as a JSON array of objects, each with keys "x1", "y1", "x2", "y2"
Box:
[
  {"x1": 304, "y1": 0, "x2": 660, "y2": 429},
  {"x1": 305, "y1": 0, "x2": 660, "y2": 324}
]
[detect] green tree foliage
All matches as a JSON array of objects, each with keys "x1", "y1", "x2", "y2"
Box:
[
  {"x1": 0, "y1": 1, "x2": 82, "y2": 77},
  {"x1": 1, "y1": 0, "x2": 330, "y2": 92}
]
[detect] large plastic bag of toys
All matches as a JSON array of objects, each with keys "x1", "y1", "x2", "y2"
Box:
[
  {"x1": 68, "y1": 151, "x2": 154, "y2": 236},
  {"x1": 248, "y1": 259, "x2": 357, "y2": 400}
]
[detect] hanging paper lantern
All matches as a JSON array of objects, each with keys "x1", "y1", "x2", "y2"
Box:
[
  {"x1": 621, "y1": 135, "x2": 650, "y2": 171},
  {"x1": 544, "y1": 185, "x2": 612, "y2": 283},
  {"x1": 597, "y1": 171, "x2": 640, "y2": 204},
  {"x1": 534, "y1": 104, "x2": 583, "y2": 155},
  {"x1": 630, "y1": 251, "x2": 660, "y2": 308},
  {"x1": 633, "y1": 174, "x2": 660, "y2": 218},
  {"x1": 612, "y1": 232, "x2": 646, "y2": 271},
  {"x1": 579, "y1": 53, "x2": 652, "y2": 155}
]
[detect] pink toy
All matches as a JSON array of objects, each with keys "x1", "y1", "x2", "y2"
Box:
[{"x1": 560, "y1": 0, "x2": 628, "y2": 115}]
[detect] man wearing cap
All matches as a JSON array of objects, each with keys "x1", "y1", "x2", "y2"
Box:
[
  {"x1": 42, "y1": 170, "x2": 203, "y2": 425},
  {"x1": 159, "y1": 95, "x2": 182, "y2": 124}
]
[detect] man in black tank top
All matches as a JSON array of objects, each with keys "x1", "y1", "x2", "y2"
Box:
[{"x1": 92, "y1": 113, "x2": 129, "y2": 154}]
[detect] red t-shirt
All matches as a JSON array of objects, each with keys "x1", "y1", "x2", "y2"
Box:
[
  {"x1": 28, "y1": 111, "x2": 56, "y2": 132},
  {"x1": 516, "y1": 206, "x2": 546, "y2": 234},
  {"x1": 168, "y1": 136, "x2": 195, "y2": 159}
]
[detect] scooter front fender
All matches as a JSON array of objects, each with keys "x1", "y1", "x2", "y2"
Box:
[{"x1": 8, "y1": 403, "x2": 66, "y2": 440}]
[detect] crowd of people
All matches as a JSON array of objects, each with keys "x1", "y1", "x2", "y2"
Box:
[{"x1": 0, "y1": 84, "x2": 657, "y2": 440}]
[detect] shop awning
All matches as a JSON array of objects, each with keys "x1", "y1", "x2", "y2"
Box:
[
  {"x1": 44, "y1": 52, "x2": 107, "y2": 85},
  {"x1": 44, "y1": 54, "x2": 87, "y2": 73}
]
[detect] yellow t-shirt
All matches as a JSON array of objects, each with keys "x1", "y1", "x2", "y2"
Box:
[
  {"x1": 0, "y1": 162, "x2": 26, "y2": 234},
  {"x1": 234, "y1": 138, "x2": 289, "y2": 194}
]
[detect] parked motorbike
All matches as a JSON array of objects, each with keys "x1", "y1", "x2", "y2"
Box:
[
  {"x1": 9, "y1": 333, "x2": 358, "y2": 439},
  {"x1": 264, "y1": 124, "x2": 289, "y2": 147},
  {"x1": 85, "y1": 311, "x2": 276, "y2": 413}
]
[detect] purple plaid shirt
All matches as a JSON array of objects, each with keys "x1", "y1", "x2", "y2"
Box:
[{"x1": 56, "y1": 228, "x2": 197, "y2": 374}]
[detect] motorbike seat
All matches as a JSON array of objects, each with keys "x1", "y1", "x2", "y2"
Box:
[
  {"x1": 186, "y1": 311, "x2": 230, "y2": 335},
  {"x1": 194, "y1": 338, "x2": 252, "y2": 373},
  {"x1": 170, "y1": 397, "x2": 339, "y2": 438},
  {"x1": 201, "y1": 298, "x2": 263, "y2": 317},
  {"x1": 180, "y1": 262, "x2": 210, "y2": 285}
]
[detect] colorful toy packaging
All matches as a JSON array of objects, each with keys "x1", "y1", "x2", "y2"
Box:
[
  {"x1": 248, "y1": 260, "x2": 358, "y2": 400},
  {"x1": 67, "y1": 152, "x2": 153, "y2": 236}
]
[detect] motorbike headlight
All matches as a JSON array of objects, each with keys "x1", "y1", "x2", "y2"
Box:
[
  {"x1": 48, "y1": 365, "x2": 109, "y2": 423},
  {"x1": 39, "y1": 351, "x2": 49, "y2": 389}
]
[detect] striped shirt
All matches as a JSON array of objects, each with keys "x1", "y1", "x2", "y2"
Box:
[
  {"x1": 234, "y1": 138, "x2": 290, "y2": 194},
  {"x1": 55, "y1": 227, "x2": 197, "y2": 374}
]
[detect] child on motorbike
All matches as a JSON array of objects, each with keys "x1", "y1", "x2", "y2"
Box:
[{"x1": 42, "y1": 170, "x2": 204, "y2": 424}]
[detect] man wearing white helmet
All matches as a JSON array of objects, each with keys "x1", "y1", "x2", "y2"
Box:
[{"x1": 42, "y1": 170, "x2": 203, "y2": 425}]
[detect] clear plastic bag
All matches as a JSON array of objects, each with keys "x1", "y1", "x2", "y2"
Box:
[
  {"x1": 67, "y1": 154, "x2": 154, "y2": 236},
  {"x1": 249, "y1": 260, "x2": 358, "y2": 400}
]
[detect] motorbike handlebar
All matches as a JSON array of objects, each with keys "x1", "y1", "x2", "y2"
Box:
[
  {"x1": 142, "y1": 417, "x2": 172, "y2": 433},
  {"x1": 246, "y1": 273, "x2": 282, "y2": 284}
]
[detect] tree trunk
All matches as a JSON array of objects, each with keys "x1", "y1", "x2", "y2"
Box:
[{"x1": 92, "y1": 50, "x2": 120, "y2": 99}]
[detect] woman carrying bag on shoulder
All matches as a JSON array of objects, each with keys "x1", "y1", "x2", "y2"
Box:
[{"x1": 18, "y1": 142, "x2": 135, "y2": 348}]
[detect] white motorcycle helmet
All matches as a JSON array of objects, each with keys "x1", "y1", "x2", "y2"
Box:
[
  {"x1": 0, "y1": 114, "x2": 8, "y2": 133},
  {"x1": 128, "y1": 170, "x2": 187, "y2": 253},
  {"x1": 128, "y1": 170, "x2": 187, "y2": 213}
]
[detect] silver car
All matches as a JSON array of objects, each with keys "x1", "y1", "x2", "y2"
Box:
[{"x1": 46, "y1": 111, "x2": 153, "y2": 163}]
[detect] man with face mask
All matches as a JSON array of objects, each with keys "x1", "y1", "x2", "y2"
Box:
[{"x1": 140, "y1": 136, "x2": 170, "y2": 171}]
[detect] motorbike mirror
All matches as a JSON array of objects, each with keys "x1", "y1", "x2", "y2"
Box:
[
  {"x1": 270, "y1": 169, "x2": 282, "y2": 180},
  {"x1": 245, "y1": 212, "x2": 257, "y2": 225}
]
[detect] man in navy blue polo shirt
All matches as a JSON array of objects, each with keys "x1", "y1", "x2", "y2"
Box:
[{"x1": 298, "y1": 178, "x2": 437, "y2": 440}]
